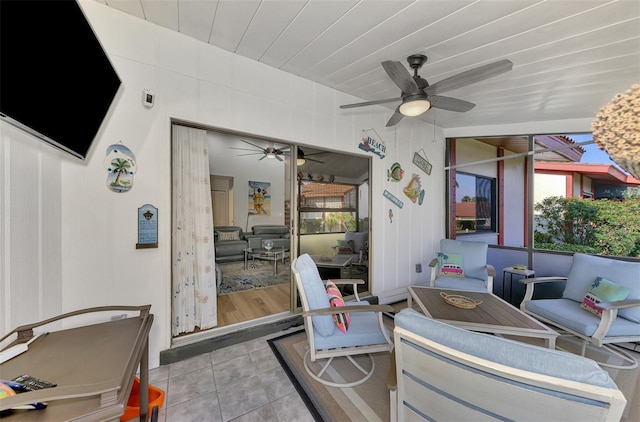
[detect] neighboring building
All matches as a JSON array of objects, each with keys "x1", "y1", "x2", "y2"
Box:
[{"x1": 534, "y1": 162, "x2": 640, "y2": 201}]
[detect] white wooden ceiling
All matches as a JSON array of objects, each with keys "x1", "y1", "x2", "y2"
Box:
[{"x1": 97, "y1": 0, "x2": 640, "y2": 129}]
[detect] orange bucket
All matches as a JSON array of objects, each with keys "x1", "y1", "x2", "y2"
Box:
[{"x1": 120, "y1": 377, "x2": 165, "y2": 421}]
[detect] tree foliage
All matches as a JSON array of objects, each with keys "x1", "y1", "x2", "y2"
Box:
[{"x1": 534, "y1": 196, "x2": 640, "y2": 257}]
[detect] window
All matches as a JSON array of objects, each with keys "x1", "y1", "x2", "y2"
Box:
[
  {"x1": 455, "y1": 172, "x2": 496, "y2": 234},
  {"x1": 298, "y1": 181, "x2": 358, "y2": 234},
  {"x1": 447, "y1": 133, "x2": 640, "y2": 258}
]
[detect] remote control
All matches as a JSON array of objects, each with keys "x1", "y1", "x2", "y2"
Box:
[{"x1": 10, "y1": 375, "x2": 56, "y2": 391}]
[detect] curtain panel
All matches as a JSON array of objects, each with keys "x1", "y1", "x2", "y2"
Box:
[{"x1": 172, "y1": 125, "x2": 217, "y2": 335}]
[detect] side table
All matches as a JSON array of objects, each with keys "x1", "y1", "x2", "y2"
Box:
[{"x1": 502, "y1": 266, "x2": 535, "y2": 305}]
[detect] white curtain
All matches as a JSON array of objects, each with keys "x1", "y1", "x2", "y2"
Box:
[{"x1": 172, "y1": 125, "x2": 217, "y2": 336}]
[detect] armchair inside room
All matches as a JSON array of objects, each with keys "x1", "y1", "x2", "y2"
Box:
[
  {"x1": 291, "y1": 254, "x2": 393, "y2": 388},
  {"x1": 332, "y1": 231, "x2": 368, "y2": 269},
  {"x1": 427, "y1": 239, "x2": 495, "y2": 292},
  {"x1": 520, "y1": 253, "x2": 640, "y2": 369}
]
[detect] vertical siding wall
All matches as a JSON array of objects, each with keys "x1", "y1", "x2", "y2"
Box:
[
  {"x1": 1, "y1": 123, "x2": 63, "y2": 336},
  {"x1": 0, "y1": 0, "x2": 445, "y2": 367}
]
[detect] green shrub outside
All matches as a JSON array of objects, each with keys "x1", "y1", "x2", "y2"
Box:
[{"x1": 534, "y1": 190, "x2": 640, "y2": 257}]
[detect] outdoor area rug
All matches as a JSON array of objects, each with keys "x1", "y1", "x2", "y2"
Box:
[
  {"x1": 268, "y1": 326, "x2": 393, "y2": 422},
  {"x1": 268, "y1": 307, "x2": 639, "y2": 422},
  {"x1": 218, "y1": 260, "x2": 289, "y2": 295}
]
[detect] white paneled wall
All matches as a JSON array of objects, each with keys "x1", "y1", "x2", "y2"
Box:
[
  {"x1": 1, "y1": 0, "x2": 447, "y2": 368},
  {"x1": 1, "y1": 123, "x2": 63, "y2": 336}
]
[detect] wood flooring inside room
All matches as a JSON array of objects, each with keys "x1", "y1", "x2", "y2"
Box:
[{"x1": 216, "y1": 283, "x2": 290, "y2": 327}]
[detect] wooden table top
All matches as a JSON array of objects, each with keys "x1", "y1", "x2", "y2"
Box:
[
  {"x1": 310, "y1": 255, "x2": 352, "y2": 268},
  {"x1": 408, "y1": 286, "x2": 554, "y2": 333}
]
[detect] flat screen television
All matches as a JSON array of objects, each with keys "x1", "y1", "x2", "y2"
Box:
[{"x1": 0, "y1": 0, "x2": 121, "y2": 160}]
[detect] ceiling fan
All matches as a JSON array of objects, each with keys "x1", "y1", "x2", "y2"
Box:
[
  {"x1": 340, "y1": 54, "x2": 513, "y2": 127},
  {"x1": 230, "y1": 139, "x2": 290, "y2": 161},
  {"x1": 297, "y1": 148, "x2": 325, "y2": 165}
]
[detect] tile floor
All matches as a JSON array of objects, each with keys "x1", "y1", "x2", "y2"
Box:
[{"x1": 139, "y1": 327, "x2": 314, "y2": 422}]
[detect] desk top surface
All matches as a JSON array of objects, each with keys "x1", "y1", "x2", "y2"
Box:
[{"x1": 0, "y1": 313, "x2": 153, "y2": 421}]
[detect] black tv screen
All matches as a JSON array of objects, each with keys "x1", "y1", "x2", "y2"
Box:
[{"x1": 0, "y1": 0, "x2": 121, "y2": 160}]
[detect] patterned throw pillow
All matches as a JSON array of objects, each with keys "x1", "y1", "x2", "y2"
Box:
[
  {"x1": 337, "y1": 239, "x2": 354, "y2": 254},
  {"x1": 437, "y1": 252, "x2": 465, "y2": 277},
  {"x1": 581, "y1": 276, "x2": 631, "y2": 318},
  {"x1": 326, "y1": 280, "x2": 350, "y2": 333},
  {"x1": 218, "y1": 230, "x2": 239, "y2": 241}
]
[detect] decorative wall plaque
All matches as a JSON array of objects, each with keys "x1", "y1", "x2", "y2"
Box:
[
  {"x1": 383, "y1": 190, "x2": 404, "y2": 208},
  {"x1": 413, "y1": 151, "x2": 432, "y2": 175},
  {"x1": 136, "y1": 204, "x2": 158, "y2": 249}
]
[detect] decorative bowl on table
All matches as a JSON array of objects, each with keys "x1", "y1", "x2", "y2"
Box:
[{"x1": 440, "y1": 292, "x2": 482, "y2": 309}]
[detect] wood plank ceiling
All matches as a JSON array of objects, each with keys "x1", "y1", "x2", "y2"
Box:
[{"x1": 96, "y1": 0, "x2": 640, "y2": 129}]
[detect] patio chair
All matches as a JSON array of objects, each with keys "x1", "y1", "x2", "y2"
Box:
[
  {"x1": 389, "y1": 308, "x2": 626, "y2": 422},
  {"x1": 332, "y1": 231, "x2": 368, "y2": 275},
  {"x1": 428, "y1": 239, "x2": 495, "y2": 292},
  {"x1": 520, "y1": 253, "x2": 640, "y2": 369},
  {"x1": 291, "y1": 254, "x2": 394, "y2": 388}
]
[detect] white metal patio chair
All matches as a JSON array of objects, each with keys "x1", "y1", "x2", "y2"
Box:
[
  {"x1": 520, "y1": 253, "x2": 640, "y2": 369},
  {"x1": 428, "y1": 239, "x2": 495, "y2": 292},
  {"x1": 291, "y1": 254, "x2": 393, "y2": 387}
]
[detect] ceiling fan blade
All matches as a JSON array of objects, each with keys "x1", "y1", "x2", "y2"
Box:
[
  {"x1": 307, "y1": 157, "x2": 325, "y2": 164},
  {"x1": 240, "y1": 139, "x2": 267, "y2": 151},
  {"x1": 382, "y1": 60, "x2": 419, "y2": 93},
  {"x1": 230, "y1": 147, "x2": 262, "y2": 152},
  {"x1": 429, "y1": 95, "x2": 475, "y2": 112},
  {"x1": 258, "y1": 155, "x2": 266, "y2": 161},
  {"x1": 236, "y1": 152, "x2": 265, "y2": 156},
  {"x1": 276, "y1": 155, "x2": 283, "y2": 162},
  {"x1": 386, "y1": 109, "x2": 404, "y2": 127},
  {"x1": 340, "y1": 97, "x2": 401, "y2": 109},
  {"x1": 425, "y1": 59, "x2": 513, "y2": 95}
]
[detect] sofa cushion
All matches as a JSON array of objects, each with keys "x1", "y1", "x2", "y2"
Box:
[
  {"x1": 395, "y1": 308, "x2": 617, "y2": 388},
  {"x1": 251, "y1": 225, "x2": 289, "y2": 236},
  {"x1": 218, "y1": 230, "x2": 240, "y2": 241},
  {"x1": 525, "y1": 298, "x2": 640, "y2": 337},
  {"x1": 294, "y1": 254, "x2": 334, "y2": 337},
  {"x1": 432, "y1": 276, "x2": 488, "y2": 292},
  {"x1": 313, "y1": 301, "x2": 390, "y2": 350},
  {"x1": 580, "y1": 277, "x2": 631, "y2": 318},
  {"x1": 439, "y1": 239, "x2": 488, "y2": 281},
  {"x1": 562, "y1": 253, "x2": 640, "y2": 323}
]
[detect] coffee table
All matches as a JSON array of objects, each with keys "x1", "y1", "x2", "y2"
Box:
[
  {"x1": 310, "y1": 255, "x2": 352, "y2": 278},
  {"x1": 243, "y1": 247, "x2": 289, "y2": 275},
  {"x1": 407, "y1": 286, "x2": 559, "y2": 348}
]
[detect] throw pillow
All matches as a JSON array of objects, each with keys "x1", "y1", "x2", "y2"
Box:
[
  {"x1": 337, "y1": 239, "x2": 354, "y2": 254},
  {"x1": 218, "y1": 230, "x2": 239, "y2": 241},
  {"x1": 437, "y1": 252, "x2": 465, "y2": 277},
  {"x1": 326, "y1": 280, "x2": 350, "y2": 333},
  {"x1": 580, "y1": 276, "x2": 631, "y2": 318}
]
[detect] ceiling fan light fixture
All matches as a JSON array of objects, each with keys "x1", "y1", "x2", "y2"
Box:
[
  {"x1": 266, "y1": 152, "x2": 276, "y2": 159},
  {"x1": 399, "y1": 97, "x2": 431, "y2": 116},
  {"x1": 297, "y1": 149, "x2": 306, "y2": 166}
]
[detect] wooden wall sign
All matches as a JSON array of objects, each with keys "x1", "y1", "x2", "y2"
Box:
[{"x1": 137, "y1": 204, "x2": 158, "y2": 249}]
